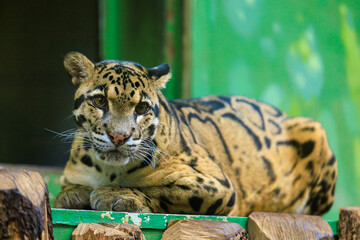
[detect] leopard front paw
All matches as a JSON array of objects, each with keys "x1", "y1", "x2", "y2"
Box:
[
  {"x1": 54, "y1": 185, "x2": 93, "y2": 209},
  {"x1": 90, "y1": 185, "x2": 151, "y2": 213}
]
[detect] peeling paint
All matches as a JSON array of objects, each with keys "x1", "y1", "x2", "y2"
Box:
[
  {"x1": 101, "y1": 211, "x2": 114, "y2": 220},
  {"x1": 217, "y1": 216, "x2": 228, "y2": 222},
  {"x1": 123, "y1": 215, "x2": 129, "y2": 224},
  {"x1": 163, "y1": 215, "x2": 168, "y2": 226},
  {"x1": 142, "y1": 215, "x2": 150, "y2": 224},
  {"x1": 128, "y1": 213, "x2": 142, "y2": 226}
]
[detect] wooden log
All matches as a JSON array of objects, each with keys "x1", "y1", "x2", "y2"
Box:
[
  {"x1": 72, "y1": 222, "x2": 145, "y2": 240},
  {"x1": 161, "y1": 219, "x2": 248, "y2": 240},
  {"x1": 247, "y1": 212, "x2": 333, "y2": 240},
  {"x1": 0, "y1": 169, "x2": 54, "y2": 240},
  {"x1": 338, "y1": 206, "x2": 360, "y2": 240}
]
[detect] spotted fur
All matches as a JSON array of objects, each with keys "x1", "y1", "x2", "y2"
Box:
[{"x1": 54, "y1": 52, "x2": 337, "y2": 216}]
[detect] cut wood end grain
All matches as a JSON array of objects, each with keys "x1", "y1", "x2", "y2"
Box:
[
  {"x1": 161, "y1": 219, "x2": 248, "y2": 240},
  {"x1": 248, "y1": 212, "x2": 334, "y2": 240},
  {"x1": 72, "y1": 222, "x2": 145, "y2": 240},
  {"x1": 0, "y1": 169, "x2": 53, "y2": 240},
  {"x1": 338, "y1": 206, "x2": 360, "y2": 240}
]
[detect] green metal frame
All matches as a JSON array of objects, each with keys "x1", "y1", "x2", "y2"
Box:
[
  {"x1": 163, "y1": 0, "x2": 186, "y2": 99},
  {"x1": 99, "y1": 0, "x2": 184, "y2": 99},
  {"x1": 99, "y1": 0, "x2": 122, "y2": 59}
]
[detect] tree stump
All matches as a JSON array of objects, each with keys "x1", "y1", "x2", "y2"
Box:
[
  {"x1": 247, "y1": 212, "x2": 333, "y2": 240},
  {"x1": 338, "y1": 207, "x2": 360, "y2": 240},
  {"x1": 72, "y1": 223, "x2": 145, "y2": 240},
  {"x1": 0, "y1": 169, "x2": 53, "y2": 240},
  {"x1": 161, "y1": 219, "x2": 248, "y2": 240}
]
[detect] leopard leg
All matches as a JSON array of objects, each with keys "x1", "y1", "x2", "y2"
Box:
[
  {"x1": 140, "y1": 174, "x2": 237, "y2": 215},
  {"x1": 90, "y1": 185, "x2": 155, "y2": 213},
  {"x1": 54, "y1": 184, "x2": 93, "y2": 209},
  {"x1": 89, "y1": 165, "x2": 237, "y2": 215}
]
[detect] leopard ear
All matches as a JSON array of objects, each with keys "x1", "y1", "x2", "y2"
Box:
[
  {"x1": 147, "y1": 63, "x2": 171, "y2": 90},
  {"x1": 64, "y1": 52, "x2": 95, "y2": 88}
]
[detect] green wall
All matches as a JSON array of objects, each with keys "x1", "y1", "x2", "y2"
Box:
[
  {"x1": 102, "y1": 0, "x2": 360, "y2": 219},
  {"x1": 189, "y1": 0, "x2": 360, "y2": 219}
]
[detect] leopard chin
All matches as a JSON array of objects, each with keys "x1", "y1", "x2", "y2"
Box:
[{"x1": 95, "y1": 149, "x2": 131, "y2": 166}]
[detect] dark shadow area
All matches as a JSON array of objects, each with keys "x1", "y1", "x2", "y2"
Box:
[{"x1": 0, "y1": 1, "x2": 99, "y2": 166}]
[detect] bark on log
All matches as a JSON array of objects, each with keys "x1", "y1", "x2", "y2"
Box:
[
  {"x1": 161, "y1": 219, "x2": 248, "y2": 240},
  {"x1": 72, "y1": 222, "x2": 145, "y2": 240},
  {"x1": 0, "y1": 169, "x2": 53, "y2": 240},
  {"x1": 247, "y1": 212, "x2": 333, "y2": 240},
  {"x1": 338, "y1": 206, "x2": 360, "y2": 240}
]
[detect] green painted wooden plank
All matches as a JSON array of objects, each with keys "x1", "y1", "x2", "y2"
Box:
[
  {"x1": 52, "y1": 209, "x2": 247, "y2": 229},
  {"x1": 52, "y1": 209, "x2": 337, "y2": 239}
]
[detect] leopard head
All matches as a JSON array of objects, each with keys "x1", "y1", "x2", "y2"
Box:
[{"x1": 64, "y1": 52, "x2": 171, "y2": 166}]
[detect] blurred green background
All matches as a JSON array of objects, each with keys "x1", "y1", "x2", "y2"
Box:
[{"x1": 1, "y1": 0, "x2": 359, "y2": 219}]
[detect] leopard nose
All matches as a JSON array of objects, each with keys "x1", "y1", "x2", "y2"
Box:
[{"x1": 107, "y1": 132, "x2": 131, "y2": 146}]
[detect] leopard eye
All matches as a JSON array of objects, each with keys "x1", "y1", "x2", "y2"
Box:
[
  {"x1": 92, "y1": 95, "x2": 108, "y2": 108},
  {"x1": 135, "y1": 102, "x2": 150, "y2": 115}
]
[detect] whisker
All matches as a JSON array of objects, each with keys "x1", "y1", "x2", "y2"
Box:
[
  {"x1": 64, "y1": 114, "x2": 75, "y2": 121},
  {"x1": 135, "y1": 146, "x2": 157, "y2": 167},
  {"x1": 155, "y1": 149, "x2": 167, "y2": 162},
  {"x1": 45, "y1": 128, "x2": 89, "y2": 143},
  {"x1": 46, "y1": 128, "x2": 93, "y2": 155},
  {"x1": 139, "y1": 138, "x2": 169, "y2": 163}
]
